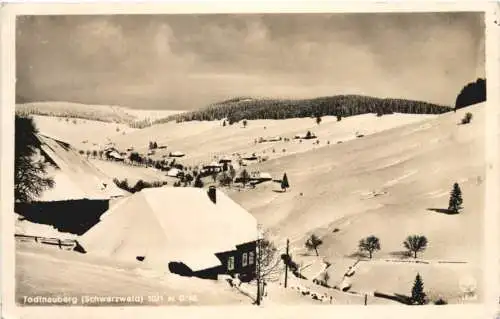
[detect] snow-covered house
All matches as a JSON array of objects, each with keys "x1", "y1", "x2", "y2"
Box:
[
  {"x1": 169, "y1": 151, "x2": 185, "y2": 158},
  {"x1": 242, "y1": 153, "x2": 258, "y2": 161},
  {"x1": 295, "y1": 132, "x2": 317, "y2": 140},
  {"x1": 166, "y1": 167, "x2": 182, "y2": 178},
  {"x1": 77, "y1": 186, "x2": 258, "y2": 281},
  {"x1": 250, "y1": 172, "x2": 272, "y2": 182},
  {"x1": 106, "y1": 150, "x2": 125, "y2": 161},
  {"x1": 263, "y1": 136, "x2": 282, "y2": 143},
  {"x1": 202, "y1": 162, "x2": 223, "y2": 174},
  {"x1": 14, "y1": 133, "x2": 128, "y2": 235},
  {"x1": 218, "y1": 157, "x2": 232, "y2": 164}
]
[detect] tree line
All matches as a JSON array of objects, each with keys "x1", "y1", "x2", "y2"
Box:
[{"x1": 159, "y1": 95, "x2": 451, "y2": 124}]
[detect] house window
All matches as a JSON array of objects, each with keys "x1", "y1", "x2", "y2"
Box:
[
  {"x1": 227, "y1": 256, "x2": 235, "y2": 271},
  {"x1": 248, "y1": 252, "x2": 255, "y2": 265},
  {"x1": 242, "y1": 253, "x2": 248, "y2": 267}
]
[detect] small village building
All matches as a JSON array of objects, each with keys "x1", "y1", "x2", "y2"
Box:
[
  {"x1": 262, "y1": 136, "x2": 282, "y2": 143},
  {"x1": 106, "y1": 150, "x2": 125, "y2": 161},
  {"x1": 218, "y1": 157, "x2": 232, "y2": 164},
  {"x1": 242, "y1": 153, "x2": 258, "y2": 161},
  {"x1": 169, "y1": 151, "x2": 185, "y2": 158},
  {"x1": 202, "y1": 162, "x2": 223, "y2": 174},
  {"x1": 295, "y1": 132, "x2": 317, "y2": 140},
  {"x1": 250, "y1": 172, "x2": 272, "y2": 182},
  {"x1": 167, "y1": 167, "x2": 182, "y2": 178},
  {"x1": 77, "y1": 186, "x2": 258, "y2": 281}
]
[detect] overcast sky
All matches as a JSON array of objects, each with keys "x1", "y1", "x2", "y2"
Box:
[{"x1": 16, "y1": 13, "x2": 485, "y2": 110}]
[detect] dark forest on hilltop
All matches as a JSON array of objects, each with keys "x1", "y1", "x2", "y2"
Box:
[
  {"x1": 160, "y1": 95, "x2": 452, "y2": 124},
  {"x1": 15, "y1": 78, "x2": 486, "y2": 127}
]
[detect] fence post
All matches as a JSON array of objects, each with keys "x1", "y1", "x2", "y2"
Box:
[
  {"x1": 58, "y1": 239, "x2": 62, "y2": 249},
  {"x1": 284, "y1": 238, "x2": 289, "y2": 288}
]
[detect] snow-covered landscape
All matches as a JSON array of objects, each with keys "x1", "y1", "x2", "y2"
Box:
[
  {"x1": 11, "y1": 12, "x2": 489, "y2": 309},
  {"x1": 14, "y1": 102, "x2": 486, "y2": 306}
]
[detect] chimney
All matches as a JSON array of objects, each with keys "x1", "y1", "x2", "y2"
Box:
[{"x1": 208, "y1": 186, "x2": 217, "y2": 204}]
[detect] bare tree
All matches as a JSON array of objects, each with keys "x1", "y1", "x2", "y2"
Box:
[
  {"x1": 218, "y1": 171, "x2": 233, "y2": 186},
  {"x1": 403, "y1": 235, "x2": 428, "y2": 258},
  {"x1": 255, "y1": 231, "x2": 282, "y2": 305},
  {"x1": 239, "y1": 169, "x2": 250, "y2": 186},
  {"x1": 211, "y1": 171, "x2": 218, "y2": 183},
  {"x1": 358, "y1": 235, "x2": 381, "y2": 259},
  {"x1": 305, "y1": 234, "x2": 323, "y2": 256}
]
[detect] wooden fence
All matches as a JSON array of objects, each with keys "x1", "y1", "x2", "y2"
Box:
[{"x1": 15, "y1": 234, "x2": 77, "y2": 250}]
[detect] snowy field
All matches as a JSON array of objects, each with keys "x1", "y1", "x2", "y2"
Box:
[{"x1": 17, "y1": 103, "x2": 486, "y2": 305}]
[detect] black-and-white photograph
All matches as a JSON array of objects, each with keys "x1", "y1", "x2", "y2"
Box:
[{"x1": 12, "y1": 11, "x2": 487, "y2": 307}]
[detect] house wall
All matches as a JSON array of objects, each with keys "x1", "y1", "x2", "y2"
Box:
[
  {"x1": 169, "y1": 240, "x2": 257, "y2": 281},
  {"x1": 15, "y1": 199, "x2": 109, "y2": 235},
  {"x1": 214, "y1": 240, "x2": 257, "y2": 281}
]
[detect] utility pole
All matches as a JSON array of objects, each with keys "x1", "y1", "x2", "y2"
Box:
[{"x1": 284, "y1": 238, "x2": 289, "y2": 288}]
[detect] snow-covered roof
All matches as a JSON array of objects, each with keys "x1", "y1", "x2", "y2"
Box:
[
  {"x1": 266, "y1": 136, "x2": 281, "y2": 141},
  {"x1": 34, "y1": 134, "x2": 127, "y2": 201},
  {"x1": 170, "y1": 151, "x2": 185, "y2": 157},
  {"x1": 204, "y1": 162, "x2": 222, "y2": 168},
  {"x1": 258, "y1": 172, "x2": 272, "y2": 180},
  {"x1": 15, "y1": 213, "x2": 77, "y2": 240},
  {"x1": 79, "y1": 187, "x2": 258, "y2": 272},
  {"x1": 108, "y1": 151, "x2": 124, "y2": 159},
  {"x1": 167, "y1": 168, "x2": 181, "y2": 177}
]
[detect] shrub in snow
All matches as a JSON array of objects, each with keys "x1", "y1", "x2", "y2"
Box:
[
  {"x1": 461, "y1": 112, "x2": 473, "y2": 125},
  {"x1": 434, "y1": 298, "x2": 447, "y2": 305}
]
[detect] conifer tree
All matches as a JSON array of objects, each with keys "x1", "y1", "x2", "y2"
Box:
[
  {"x1": 411, "y1": 273, "x2": 427, "y2": 305},
  {"x1": 15, "y1": 116, "x2": 55, "y2": 202},
  {"x1": 281, "y1": 173, "x2": 290, "y2": 192},
  {"x1": 448, "y1": 182, "x2": 463, "y2": 213}
]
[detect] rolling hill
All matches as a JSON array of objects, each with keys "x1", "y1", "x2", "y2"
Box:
[
  {"x1": 225, "y1": 103, "x2": 485, "y2": 303},
  {"x1": 108, "y1": 111, "x2": 438, "y2": 168},
  {"x1": 16, "y1": 102, "x2": 137, "y2": 124},
  {"x1": 229, "y1": 104, "x2": 484, "y2": 262},
  {"x1": 16, "y1": 101, "x2": 185, "y2": 128}
]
